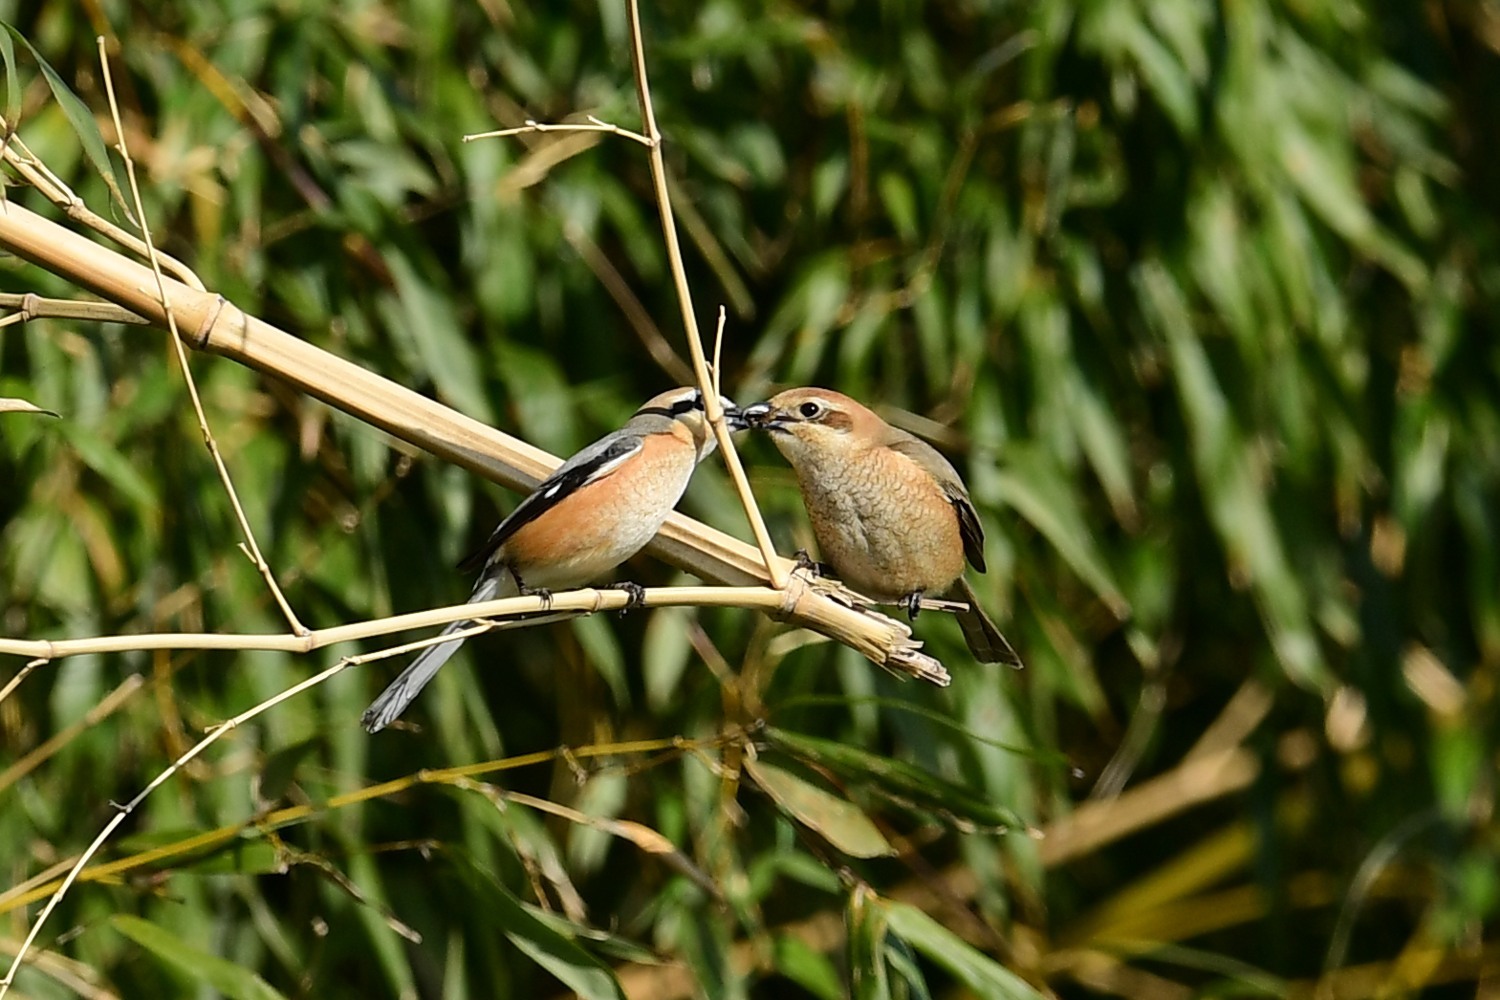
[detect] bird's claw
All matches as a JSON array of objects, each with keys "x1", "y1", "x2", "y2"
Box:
[
  {"x1": 793, "y1": 549, "x2": 835, "y2": 578},
  {"x1": 610, "y1": 580, "x2": 647, "y2": 613},
  {"x1": 901, "y1": 590, "x2": 925, "y2": 621},
  {"x1": 520, "y1": 585, "x2": 554, "y2": 611}
]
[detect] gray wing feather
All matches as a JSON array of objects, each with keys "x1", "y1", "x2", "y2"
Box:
[
  {"x1": 457, "y1": 433, "x2": 642, "y2": 573},
  {"x1": 886, "y1": 433, "x2": 987, "y2": 573}
]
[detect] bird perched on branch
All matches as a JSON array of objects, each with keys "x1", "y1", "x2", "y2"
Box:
[
  {"x1": 741, "y1": 387, "x2": 1020, "y2": 665},
  {"x1": 362, "y1": 387, "x2": 741, "y2": 733}
]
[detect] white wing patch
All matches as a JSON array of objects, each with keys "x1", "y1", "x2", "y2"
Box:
[{"x1": 577, "y1": 440, "x2": 640, "y2": 486}]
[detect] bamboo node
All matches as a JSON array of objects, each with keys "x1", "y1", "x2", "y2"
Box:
[{"x1": 192, "y1": 294, "x2": 226, "y2": 349}]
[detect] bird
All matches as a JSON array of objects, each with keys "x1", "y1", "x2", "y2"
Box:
[
  {"x1": 362, "y1": 387, "x2": 739, "y2": 732},
  {"x1": 741, "y1": 387, "x2": 1020, "y2": 665}
]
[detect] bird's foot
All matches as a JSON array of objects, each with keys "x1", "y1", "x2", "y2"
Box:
[
  {"x1": 793, "y1": 549, "x2": 834, "y2": 578},
  {"x1": 609, "y1": 580, "x2": 647, "y2": 613},
  {"x1": 519, "y1": 584, "x2": 554, "y2": 611},
  {"x1": 900, "y1": 590, "x2": 925, "y2": 622}
]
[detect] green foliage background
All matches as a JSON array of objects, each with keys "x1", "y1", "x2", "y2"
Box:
[{"x1": 2, "y1": 0, "x2": 1497, "y2": 996}]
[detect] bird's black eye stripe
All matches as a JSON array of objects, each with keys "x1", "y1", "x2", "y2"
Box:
[
  {"x1": 636, "y1": 393, "x2": 704, "y2": 420},
  {"x1": 672, "y1": 393, "x2": 705, "y2": 416}
]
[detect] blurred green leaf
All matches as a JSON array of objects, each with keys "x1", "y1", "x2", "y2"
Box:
[
  {"x1": 773, "y1": 932, "x2": 843, "y2": 1000},
  {"x1": 110, "y1": 915, "x2": 289, "y2": 1000},
  {"x1": 0, "y1": 23, "x2": 18, "y2": 126},
  {"x1": 569, "y1": 613, "x2": 630, "y2": 708},
  {"x1": 258, "y1": 737, "x2": 319, "y2": 804},
  {"x1": 881, "y1": 901, "x2": 1045, "y2": 999},
  {"x1": 878, "y1": 172, "x2": 919, "y2": 241},
  {"x1": 848, "y1": 888, "x2": 892, "y2": 1000},
  {"x1": 642, "y1": 605, "x2": 696, "y2": 712},
  {"x1": 992, "y1": 443, "x2": 1129, "y2": 620},
  {"x1": 113, "y1": 830, "x2": 284, "y2": 876},
  {"x1": 382, "y1": 250, "x2": 493, "y2": 424},
  {"x1": 463, "y1": 859, "x2": 627, "y2": 1000},
  {"x1": 333, "y1": 139, "x2": 438, "y2": 207},
  {"x1": 58, "y1": 423, "x2": 157, "y2": 511},
  {"x1": 884, "y1": 936, "x2": 936, "y2": 1000},
  {"x1": 727, "y1": 122, "x2": 786, "y2": 186},
  {"x1": 765, "y1": 728, "x2": 1024, "y2": 831},
  {"x1": 745, "y1": 758, "x2": 894, "y2": 859},
  {"x1": 1066, "y1": 373, "x2": 1137, "y2": 524}
]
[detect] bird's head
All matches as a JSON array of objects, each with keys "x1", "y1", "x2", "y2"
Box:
[
  {"x1": 739, "y1": 387, "x2": 880, "y2": 466},
  {"x1": 633, "y1": 387, "x2": 742, "y2": 459}
]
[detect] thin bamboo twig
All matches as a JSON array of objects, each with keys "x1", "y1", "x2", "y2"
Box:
[
  {"x1": 463, "y1": 115, "x2": 652, "y2": 147},
  {"x1": 455, "y1": 780, "x2": 723, "y2": 900},
  {"x1": 0, "y1": 293, "x2": 147, "y2": 326},
  {"x1": 0, "y1": 943, "x2": 115, "y2": 1000},
  {"x1": 97, "y1": 38, "x2": 306, "y2": 636},
  {"x1": 0, "y1": 659, "x2": 41, "y2": 705},
  {"x1": 0, "y1": 119, "x2": 204, "y2": 292},
  {"x1": 0, "y1": 581, "x2": 958, "y2": 672},
  {"x1": 700, "y1": 305, "x2": 782, "y2": 581},
  {"x1": 712, "y1": 306, "x2": 726, "y2": 399},
  {"x1": 622, "y1": 0, "x2": 789, "y2": 591}
]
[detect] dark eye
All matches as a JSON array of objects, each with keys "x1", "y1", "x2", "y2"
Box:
[{"x1": 798, "y1": 402, "x2": 822, "y2": 419}]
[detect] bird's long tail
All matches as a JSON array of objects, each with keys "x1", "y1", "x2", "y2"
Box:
[
  {"x1": 952, "y1": 578, "x2": 1022, "y2": 666},
  {"x1": 361, "y1": 572, "x2": 517, "y2": 733}
]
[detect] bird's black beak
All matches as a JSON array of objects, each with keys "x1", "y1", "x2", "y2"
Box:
[
  {"x1": 721, "y1": 402, "x2": 750, "y2": 432},
  {"x1": 738, "y1": 401, "x2": 779, "y2": 432}
]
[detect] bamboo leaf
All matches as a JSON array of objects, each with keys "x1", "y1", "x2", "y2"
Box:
[
  {"x1": 765, "y1": 728, "x2": 1025, "y2": 831},
  {"x1": 60, "y1": 424, "x2": 158, "y2": 510},
  {"x1": 0, "y1": 397, "x2": 58, "y2": 416},
  {"x1": 773, "y1": 933, "x2": 843, "y2": 1000},
  {"x1": 0, "y1": 25, "x2": 18, "y2": 130},
  {"x1": 382, "y1": 249, "x2": 493, "y2": 424},
  {"x1": 881, "y1": 902, "x2": 1045, "y2": 999},
  {"x1": 1136, "y1": 261, "x2": 1326, "y2": 689},
  {"x1": 3, "y1": 22, "x2": 129, "y2": 214},
  {"x1": 111, "y1": 916, "x2": 289, "y2": 1000},
  {"x1": 745, "y1": 758, "x2": 895, "y2": 858},
  {"x1": 993, "y1": 443, "x2": 1130, "y2": 620},
  {"x1": 642, "y1": 605, "x2": 695, "y2": 712},
  {"x1": 462, "y1": 859, "x2": 627, "y2": 1000}
]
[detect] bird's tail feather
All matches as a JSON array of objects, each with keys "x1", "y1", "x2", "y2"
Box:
[
  {"x1": 953, "y1": 578, "x2": 1022, "y2": 666},
  {"x1": 361, "y1": 572, "x2": 515, "y2": 733}
]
